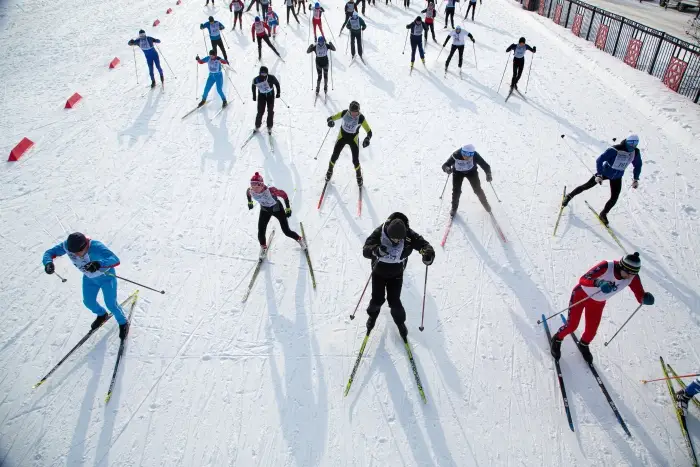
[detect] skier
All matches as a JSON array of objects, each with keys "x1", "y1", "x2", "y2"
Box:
[
  {"x1": 127, "y1": 30, "x2": 164, "y2": 88},
  {"x1": 196, "y1": 50, "x2": 229, "y2": 108},
  {"x1": 562, "y1": 135, "x2": 642, "y2": 226},
  {"x1": 403, "y1": 0, "x2": 409, "y2": 8},
  {"x1": 550, "y1": 252, "x2": 655, "y2": 364},
  {"x1": 341, "y1": 0, "x2": 357, "y2": 33},
  {"x1": 230, "y1": 0, "x2": 245, "y2": 29},
  {"x1": 356, "y1": 0, "x2": 367, "y2": 14},
  {"x1": 251, "y1": 16, "x2": 281, "y2": 60},
  {"x1": 464, "y1": 0, "x2": 479, "y2": 21},
  {"x1": 362, "y1": 213, "x2": 435, "y2": 340},
  {"x1": 311, "y1": 3, "x2": 326, "y2": 40},
  {"x1": 676, "y1": 377, "x2": 700, "y2": 415},
  {"x1": 347, "y1": 11, "x2": 367, "y2": 59},
  {"x1": 421, "y1": 0, "x2": 438, "y2": 43},
  {"x1": 252, "y1": 66, "x2": 281, "y2": 133},
  {"x1": 444, "y1": 0, "x2": 459, "y2": 28},
  {"x1": 441, "y1": 144, "x2": 492, "y2": 217},
  {"x1": 407, "y1": 17, "x2": 426, "y2": 69},
  {"x1": 283, "y1": 0, "x2": 300, "y2": 23},
  {"x1": 325, "y1": 101, "x2": 372, "y2": 186},
  {"x1": 307, "y1": 36, "x2": 336, "y2": 94},
  {"x1": 246, "y1": 0, "x2": 269, "y2": 13},
  {"x1": 442, "y1": 25, "x2": 474, "y2": 72},
  {"x1": 264, "y1": 5, "x2": 280, "y2": 36},
  {"x1": 206, "y1": 0, "x2": 214, "y2": 6},
  {"x1": 42, "y1": 233, "x2": 130, "y2": 340},
  {"x1": 247, "y1": 172, "x2": 306, "y2": 257},
  {"x1": 505, "y1": 37, "x2": 536, "y2": 90},
  {"x1": 200, "y1": 16, "x2": 228, "y2": 61},
  {"x1": 295, "y1": 0, "x2": 307, "y2": 16}
]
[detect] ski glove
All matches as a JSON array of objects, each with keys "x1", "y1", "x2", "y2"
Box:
[
  {"x1": 594, "y1": 279, "x2": 614, "y2": 294},
  {"x1": 285, "y1": 208, "x2": 292, "y2": 217},
  {"x1": 595, "y1": 174, "x2": 603, "y2": 184},
  {"x1": 486, "y1": 173, "x2": 493, "y2": 182},
  {"x1": 422, "y1": 249, "x2": 435, "y2": 266},
  {"x1": 532, "y1": 46, "x2": 537, "y2": 53},
  {"x1": 362, "y1": 137, "x2": 370, "y2": 148},
  {"x1": 248, "y1": 201, "x2": 254, "y2": 210},
  {"x1": 327, "y1": 118, "x2": 335, "y2": 128},
  {"x1": 196, "y1": 55, "x2": 200, "y2": 61},
  {"x1": 442, "y1": 165, "x2": 453, "y2": 174},
  {"x1": 632, "y1": 179, "x2": 639, "y2": 189},
  {"x1": 373, "y1": 245, "x2": 388, "y2": 257},
  {"x1": 642, "y1": 292, "x2": 655, "y2": 305},
  {"x1": 84, "y1": 261, "x2": 101, "y2": 273},
  {"x1": 45, "y1": 262, "x2": 55, "y2": 275},
  {"x1": 276, "y1": 93, "x2": 281, "y2": 98}
]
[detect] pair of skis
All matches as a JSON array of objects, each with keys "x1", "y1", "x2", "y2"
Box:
[
  {"x1": 542, "y1": 314, "x2": 631, "y2": 436},
  {"x1": 240, "y1": 129, "x2": 275, "y2": 153},
  {"x1": 505, "y1": 87, "x2": 526, "y2": 102},
  {"x1": 314, "y1": 91, "x2": 328, "y2": 106},
  {"x1": 659, "y1": 356, "x2": 698, "y2": 466},
  {"x1": 440, "y1": 211, "x2": 506, "y2": 247},
  {"x1": 317, "y1": 180, "x2": 363, "y2": 216},
  {"x1": 344, "y1": 331, "x2": 426, "y2": 404},
  {"x1": 33, "y1": 291, "x2": 140, "y2": 404}
]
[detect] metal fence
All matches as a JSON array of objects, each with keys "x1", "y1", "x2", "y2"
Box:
[{"x1": 532, "y1": 0, "x2": 700, "y2": 103}]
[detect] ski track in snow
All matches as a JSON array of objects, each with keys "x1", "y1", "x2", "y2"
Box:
[{"x1": 1, "y1": 0, "x2": 699, "y2": 463}]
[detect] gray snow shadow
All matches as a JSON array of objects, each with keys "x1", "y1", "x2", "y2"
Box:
[
  {"x1": 356, "y1": 61, "x2": 396, "y2": 97},
  {"x1": 233, "y1": 30, "x2": 249, "y2": 47},
  {"x1": 93, "y1": 341, "x2": 128, "y2": 467},
  {"x1": 263, "y1": 255, "x2": 328, "y2": 467},
  {"x1": 202, "y1": 108, "x2": 236, "y2": 174},
  {"x1": 360, "y1": 187, "x2": 381, "y2": 226},
  {"x1": 262, "y1": 134, "x2": 294, "y2": 199},
  {"x1": 117, "y1": 89, "x2": 162, "y2": 148},
  {"x1": 521, "y1": 96, "x2": 602, "y2": 151},
  {"x1": 328, "y1": 183, "x2": 365, "y2": 239},
  {"x1": 418, "y1": 69, "x2": 477, "y2": 113},
  {"x1": 362, "y1": 16, "x2": 395, "y2": 33},
  {"x1": 474, "y1": 22, "x2": 511, "y2": 38}
]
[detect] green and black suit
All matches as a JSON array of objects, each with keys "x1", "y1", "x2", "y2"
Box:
[{"x1": 326, "y1": 109, "x2": 372, "y2": 186}]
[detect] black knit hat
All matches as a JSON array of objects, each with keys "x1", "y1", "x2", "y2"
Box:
[
  {"x1": 620, "y1": 252, "x2": 641, "y2": 274},
  {"x1": 386, "y1": 219, "x2": 407, "y2": 240},
  {"x1": 66, "y1": 232, "x2": 88, "y2": 253}
]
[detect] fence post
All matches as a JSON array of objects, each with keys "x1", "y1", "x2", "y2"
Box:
[
  {"x1": 586, "y1": 9, "x2": 595, "y2": 40},
  {"x1": 612, "y1": 18, "x2": 624, "y2": 56},
  {"x1": 695, "y1": 88, "x2": 700, "y2": 104},
  {"x1": 547, "y1": 0, "x2": 554, "y2": 18},
  {"x1": 648, "y1": 32, "x2": 665, "y2": 75},
  {"x1": 564, "y1": 2, "x2": 572, "y2": 27}
]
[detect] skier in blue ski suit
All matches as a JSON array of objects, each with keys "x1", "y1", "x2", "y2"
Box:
[
  {"x1": 43, "y1": 233, "x2": 130, "y2": 339},
  {"x1": 128, "y1": 30, "x2": 164, "y2": 88},
  {"x1": 677, "y1": 376, "x2": 700, "y2": 415},
  {"x1": 200, "y1": 16, "x2": 228, "y2": 61},
  {"x1": 196, "y1": 50, "x2": 229, "y2": 108}
]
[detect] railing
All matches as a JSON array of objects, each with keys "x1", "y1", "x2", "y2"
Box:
[{"x1": 526, "y1": 0, "x2": 700, "y2": 103}]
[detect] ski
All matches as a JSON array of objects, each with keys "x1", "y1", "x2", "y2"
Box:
[
  {"x1": 561, "y1": 315, "x2": 631, "y2": 437},
  {"x1": 404, "y1": 338, "x2": 427, "y2": 403},
  {"x1": 505, "y1": 89, "x2": 514, "y2": 102},
  {"x1": 242, "y1": 229, "x2": 276, "y2": 302},
  {"x1": 584, "y1": 200, "x2": 625, "y2": 251},
  {"x1": 410, "y1": 65, "x2": 414, "y2": 75},
  {"x1": 314, "y1": 92, "x2": 319, "y2": 106},
  {"x1": 182, "y1": 102, "x2": 208, "y2": 119},
  {"x1": 32, "y1": 292, "x2": 138, "y2": 389},
  {"x1": 240, "y1": 129, "x2": 259, "y2": 149},
  {"x1": 515, "y1": 89, "x2": 527, "y2": 101},
  {"x1": 444, "y1": 69, "x2": 448, "y2": 79},
  {"x1": 357, "y1": 186, "x2": 363, "y2": 216},
  {"x1": 211, "y1": 104, "x2": 228, "y2": 120},
  {"x1": 667, "y1": 363, "x2": 700, "y2": 410},
  {"x1": 661, "y1": 356, "x2": 698, "y2": 466},
  {"x1": 359, "y1": 56, "x2": 366, "y2": 65},
  {"x1": 542, "y1": 313, "x2": 575, "y2": 431},
  {"x1": 344, "y1": 333, "x2": 370, "y2": 396},
  {"x1": 489, "y1": 212, "x2": 507, "y2": 243},
  {"x1": 105, "y1": 291, "x2": 140, "y2": 403},
  {"x1": 299, "y1": 222, "x2": 317, "y2": 288},
  {"x1": 317, "y1": 180, "x2": 329, "y2": 210},
  {"x1": 268, "y1": 131, "x2": 275, "y2": 153},
  {"x1": 440, "y1": 215, "x2": 453, "y2": 247},
  {"x1": 325, "y1": 92, "x2": 328, "y2": 104},
  {"x1": 553, "y1": 186, "x2": 567, "y2": 237}
]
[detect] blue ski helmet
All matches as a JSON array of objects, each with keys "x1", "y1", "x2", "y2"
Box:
[
  {"x1": 352, "y1": 11, "x2": 358, "y2": 17},
  {"x1": 625, "y1": 134, "x2": 640, "y2": 150},
  {"x1": 460, "y1": 144, "x2": 475, "y2": 157},
  {"x1": 455, "y1": 25, "x2": 462, "y2": 33},
  {"x1": 255, "y1": 15, "x2": 261, "y2": 21},
  {"x1": 315, "y1": 1, "x2": 320, "y2": 6},
  {"x1": 318, "y1": 35, "x2": 325, "y2": 44}
]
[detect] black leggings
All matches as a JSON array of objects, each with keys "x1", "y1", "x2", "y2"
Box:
[
  {"x1": 315, "y1": 59, "x2": 329, "y2": 89},
  {"x1": 445, "y1": 7, "x2": 455, "y2": 28},
  {"x1": 423, "y1": 22, "x2": 436, "y2": 41},
  {"x1": 257, "y1": 35, "x2": 280, "y2": 59},
  {"x1": 328, "y1": 133, "x2": 362, "y2": 180},
  {"x1": 511, "y1": 56, "x2": 525, "y2": 87},
  {"x1": 465, "y1": 1, "x2": 476, "y2": 19},
  {"x1": 452, "y1": 169, "x2": 490, "y2": 212},
  {"x1": 367, "y1": 273, "x2": 406, "y2": 325},
  {"x1": 258, "y1": 203, "x2": 299, "y2": 245},
  {"x1": 233, "y1": 11, "x2": 243, "y2": 28},
  {"x1": 255, "y1": 92, "x2": 275, "y2": 128},
  {"x1": 569, "y1": 176, "x2": 622, "y2": 214},
  {"x1": 211, "y1": 38, "x2": 228, "y2": 60},
  {"x1": 286, "y1": 5, "x2": 300, "y2": 22},
  {"x1": 445, "y1": 44, "x2": 464, "y2": 68}
]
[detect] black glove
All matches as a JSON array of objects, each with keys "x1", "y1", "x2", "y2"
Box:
[
  {"x1": 84, "y1": 261, "x2": 101, "y2": 273},
  {"x1": 248, "y1": 201, "x2": 254, "y2": 210},
  {"x1": 253, "y1": 96, "x2": 257, "y2": 102},
  {"x1": 362, "y1": 137, "x2": 370, "y2": 148},
  {"x1": 532, "y1": 46, "x2": 537, "y2": 53},
  {"x1": 285, "y1": 207, "x2": 292, "y2": 218},
  {"x1": 196, "y1": 55, "x2": 200, "y2": 61},
  {"x1": 276, "y1": 93, "x2": 280, "y2": 98},
  {"x1": 486, "y1": 172, "x2": 493, "y2": 182},
  {"x1": 327, "y1": 118, "x2": 335, "y2": 128},
  {"x1": 45, "y1": 262, "x2": 55, "y2": 274},
  {"x1": 643, "y1": 292, "x2": 655, "y2": 305},
  {"x1": 422, "y1": 249, "x2": 435, "y2": 266},
  {"x1": 373, "y1": 245, "x2": 388, "y2": 257},
  {"x1": 442, "y1": 165, "x2": 452, "y2": 174},
  {"x1": 471, "y1": 36, "x2": 475, "y2": 43}
]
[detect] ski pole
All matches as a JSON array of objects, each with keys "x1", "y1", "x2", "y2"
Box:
[
  {"x1": 106, "y1": 272, "x2": 165, "y2": 294},
  {"x1": 222, "y1": 32, "x2": 231, "y2": 49},
  {"x1": 324, "y1": 15, "x2": 337, "y2": 42},
  {"x1": 278, "y1": 96, "x2": 290, "y2": 108},
  {"x1": 346, "y1": 30, "x2": 351, "y2": 54},
  {"x1": 489, "y1": 181, "x2": 501, "y2": 203},
  {"x1": 55, "y1": 272, "x2": 67, "y2": 283},
  {"x1": 203, "y1": 29, "x2": 209, "y2": 52},
  {"x1": 497, "y1": 55, "x2": 509, "y2": 92},
  {"x1": 196, "y1": 61, "x2": 199, "y2": 100},
  {"x1": 155, "y1": 46, "x2": 177, "y2": 78},
  {"x1": 604, "y1": 303, "x2": 643, "y2": 347},
  {"x1": 642, "y1": 373, "x2": 700, "y2": 384},
  {"x1": 525, "y1": 54, "x2": 535, "y2": 93},
  {"x1": 402, "y1": 29, "x2": 409, "y2": 54},
  {"x1": 435, "y1": 44, "x2": 445, "y2": 64},
  {"x1": 472, "y1": 42, "x2": 478, "y2": 69},
  {"x1": 132, "y1": 47, "x2": 139, "y2": 84},
  {"x1": 350, "y1": 266, "x2": 377, "y2": 319},
  {"x1": 314, "y1": 127, "x2": 331, "y2": 159},
  {"x1": 310, "y1": 54, "x2": 314, "y2": 91},
  {"x1": 537, "y1": 290, "x2": 602, "y2": 324},
  {"x1": 330, "y1": 51, "x2": 335, "y2": 90},
  {"x1": 439, "y1": 173, "x2": 450, "y2": 199},
  {"x1": 419, "y1": 265, "x2": 428, "y2": 331},
  {"x1": 224, "y1": 68, "x2": 245, "y2": 103}
]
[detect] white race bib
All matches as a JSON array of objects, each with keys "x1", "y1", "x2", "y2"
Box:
[
  {"x1": 611, "y1": 150, "x2": 634, "y2": 171},
  {"x1": 251, "y1": 188, "x2": 277, "y2": 207},
  {"x1": 256, "y1": 79, "x2": 272, "y2": 93},
  {"x1": 378, "y1": 227, "x2": 405, "y2": 264},
  {"x1": 209, "y1": 22, "x2": 221, "y2": 36},
  {"x1": 454, "y1": 156, "x2": 474, "y2": 172},
  {"x1": 342, "y1": 113, "x2": 360, "y2": 133},
  {"x1": 208, "y1": 59, "x2": 222, "y2": 73},
  {"x1": 139, "y1": 38, "x2": 152, "y2": 51}
]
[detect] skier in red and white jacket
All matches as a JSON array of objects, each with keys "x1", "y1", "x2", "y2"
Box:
[{"x1": 550, "y1": 252, "x2": 655, "y2": 363}]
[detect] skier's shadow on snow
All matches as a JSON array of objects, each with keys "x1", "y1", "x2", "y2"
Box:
[
  {"x1": 361, "y1": 16, "x2": 394, "y2": 33},
  {"x1": 327, "y1": 183, "x2": 365, "y2": 238},
  {"x1": 202, "y1": 108, "x2": 236, "y2": 174},
  {"x1": 118, "y1": 89, "x2": 162, "y2": 148},
  {"x1": 356, "y1": 61, "x2": 396, "y2": 97},
  {"x1": 263, "y1": 254, "x2": 328, "y2": 467},
  {"x1": 419, "y1": 69, "x2": 477, "y2": 113}
]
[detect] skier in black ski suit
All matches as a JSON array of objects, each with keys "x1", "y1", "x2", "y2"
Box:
[
  {"x1": 505, "y1": 37, "x2": 536, "y2": 90},
  {"x1": 362, "y1": 213, "x2": 435, "y2": 341},
  {"x1": 306, "y1": 36, "x2": 336, "y2": 94},
  {"x1": 442, "y1": 144, "x2": 492, "y2": 217},
  {"x1": 251, "y1": 66, "x2": 281, "y2": 131}
]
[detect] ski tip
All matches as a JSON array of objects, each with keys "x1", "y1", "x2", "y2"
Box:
[
  {"x1": 32, "y1": 381, "x2": 45, "y2": 389},
  {"x1": 105, "y1": 393, "x2": 112, "y2": 404}
]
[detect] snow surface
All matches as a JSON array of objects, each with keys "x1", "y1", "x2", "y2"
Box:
[{"x1": 1, "y1": 0, "x2": 699, "y2": 464}]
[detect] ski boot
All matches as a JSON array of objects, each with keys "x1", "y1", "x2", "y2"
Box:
[
  {"x1": 410, "y1": 61, "x2": 414, "y2": 70},
  {"x1": 91, "y1": 313, "x2": 109, "y2": 330},
  {"x1": 396, "y1": 321, "x2": 408, "y2": 342},
  {"x1": 325, "y1": 163, "x2": 334, "y2": 182},
  {"x1": 577, "y1": 339, "x2": 593, "y2": 364},
  {"x1": 197, "y1": 99, "x2": 207, "y2": 108},
  {"x1": 366, "y1": 313, "x2": 378, "y2": 334},
  {"x1": 267, "y1": 127, "x2": 272, "y2": 135},
  {"x1": 676, "y1": 389, "x2": 691, "y2": 416},
  {"x1": 561, "y1": 194, "x2": 572, "y2": 207},
  {"x1": 222, "y1": 99, "x2": 228, "y2": 108},
  {"x1": 254, "y1": 125, "x2": 261, "y2": 133},
  {"x1": 355, "y1": 165, "x2": 363, "y2": 187},
  {"x1": 315, "y1": 85, "x2": 320, "y2": 95},
  {"x1": 324, "y1": 85, "x2": 328, "y2": 94},
  {"x1": 119, "y1": 321, "x2": 130, "y2": 340},
  {"x1": 151, "y1": 79, "x2": 156, "y2": 88},
  {"x1": 297, "y1": 236, "x2": 307, "y2": 250},
  {"x1": 259, "y1": 244, "x2": 268, "y2": 259},
  {"x1": 550, "y1": 334, "x2": 562, "y2": 360},
  {"x1": 421, "y1": 58, "x2": 425, "y2": 65},
  {"x1": 160, "y1": 73, "x2": 164, "y2": 84},
  {"x1": 449, "y1": 207, "x2": 456, "y2": 218},
  {"x1": 599, "y1": 212, "x2": 609, "y2": 227}
]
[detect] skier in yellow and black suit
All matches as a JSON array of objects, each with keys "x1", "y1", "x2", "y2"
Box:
[{"x1": 325, "y1": 100, "x2": 372, "y2": 187}]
